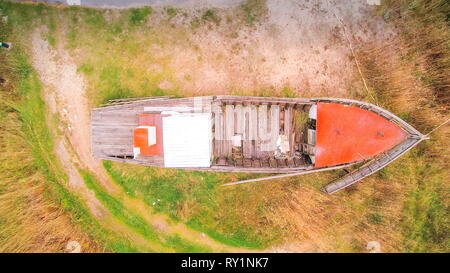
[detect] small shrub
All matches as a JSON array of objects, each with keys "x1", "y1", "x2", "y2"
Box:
[
  {"x1": 368, "y1": 213, "x2": 384, "y2": 225},
  {"x1": 190, "y1": 18, "x2": 200, "y2": 29},
  {"x1": 166, "y1": 7, "x2": 177, "y2": 19},
  {"x1": 202, "y1": 9, "x2": 221, "y2": 25}
]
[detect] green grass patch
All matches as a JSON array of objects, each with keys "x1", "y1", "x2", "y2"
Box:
[
  {"x1": 81, "y1": 171, "x2": 160, "y2": 243},
  {"x1": 57, "y1": 17, "x2": 181, "y2": 105},
  {"x1": 402, "y1": 158, "x2": 448, "y2": 252},
  {"x1": 81, "y1": 169, "x2": 212, "y2": 252},
  {"x1": 239, "y1": 0, "x2": 268, "y2": 25},
  {"x1": 103, "y1": 161, "x2": 282, "y2": 249},
  {"x1": 281, "y1": 86, "x2": 297, "y2": 98},
  {"x1": 129, "y1": 7, "x2": 153, "y2": 25},
  {"x1": 166, "y1": 235, "x2": 211, "y2": 253}
]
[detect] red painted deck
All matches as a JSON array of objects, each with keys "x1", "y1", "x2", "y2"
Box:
[
  {"x1": 133, "y1": 114, "x2": 164, "y2": 156},
  {"x1": 315, "y1": 103, "x2": 408, "y2": 168}
]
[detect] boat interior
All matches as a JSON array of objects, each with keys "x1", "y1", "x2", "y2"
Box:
[
  {"x1": 210, "y1": 97, "x2": 316, "y2": 170},
  {"x1": 92, "y1": 96, "x2": 318, "y2": 171}
]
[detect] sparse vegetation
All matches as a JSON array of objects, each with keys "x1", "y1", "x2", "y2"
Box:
[
  {"x1": 166, "y1": 7, "x2": 177, "y2": 19},
  {"x1": 240, "y1": 0, "x2": 268, "y2": 25},
  {"x1": 202, "y1": 9, "x2": 221, "y2": 25}
]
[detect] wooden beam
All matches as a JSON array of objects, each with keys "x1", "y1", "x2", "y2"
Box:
[{"x1": 224, "y1": 104, "x2": 234, "y2": 157}]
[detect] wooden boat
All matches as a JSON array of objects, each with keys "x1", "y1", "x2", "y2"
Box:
[{"x1": 91, "y1": 96, "x2": 425, "y2": 193}]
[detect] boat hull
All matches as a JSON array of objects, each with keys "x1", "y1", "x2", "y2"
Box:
[{"x1": 91, "y1": 96, "x2": 423, "y2": 176}]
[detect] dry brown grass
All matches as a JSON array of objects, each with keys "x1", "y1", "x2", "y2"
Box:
[
  {"x1": 0, "y1": 101, "x2": 103, "y2": 253},
  {"x1": 379, "y1": 0, "x2": 450, "y2": 106},
  {"x1": 266, "y1": 39, "x2": 449, "y2": 253},
  {"x1": 265, "y1": 0, "x2": 449, "y2": 253},
  {"x1": 0, "y1": 26, "x2": 103, "y2": 252},
  {"x1": 267, "y1": 174, "x2": 409, "y2": 252}
]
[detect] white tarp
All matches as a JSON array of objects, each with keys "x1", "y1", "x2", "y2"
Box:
[
  {"x1": 162, "y1": 113, "x2": 212, "y2": 168},
  {"x1": 309, "y1": 104, "x2": 317, "y2": 120}
]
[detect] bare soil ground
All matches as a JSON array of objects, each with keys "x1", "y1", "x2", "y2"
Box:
[
  {"x1": 32, "y1": 28, "x2": 108, "y2": 216},
  {"x1": 134, "y1": 0, "x2": 395, "y2": 97}
]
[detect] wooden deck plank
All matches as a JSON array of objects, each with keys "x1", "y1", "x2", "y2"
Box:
[
  {"x1": 215, "y1": 95, "x2": 313, "y2": 105},
  {"x1": 92, "y1": 129, "x2": 133, "y2": 136},
  {"x1": 284, "y1": 107, "x2": 292, "y2": 136},
  {"x1": 284, "y1": 106, "x2": 293, "y2": 154},
  {"x1": 94, "y1": 96, "x2": 214, "y2": 112},
  {"x1": 213, "y1": 103, "x2": 224, "y2": 156},
  {"x1": 234, "y1": 104, "x2": 244, "y2": 135},
  {"x1": 143, "y1": 106, "x2": 200, "y2": 112},
  {"x1": 242, "y1": 105, "x2": 257, "y2": 158},
  {"x1": 243, "y1": 105, "x2": 257, "y2": 141},
  {"x1": 92, "y1": 138, "x2": 133, "y2": 145},
  {"x1": 269, "y1": 105, "x2": 280, "y2": 151},
  {"x1": 257, "y1": 104, "x2": 279, "y2": 153},
  {"x1": 223, "y1": 104, "x2": 234, "y2": 157},
  {"x1": 257, "y1": 104, "x2": 269, "y2": 155},
  {"x1": 95, "y1": 148, "x2": 134, "y2": 156},
  {"x1": 243, "y1": 140, "x2": 254, "y2": 158}
]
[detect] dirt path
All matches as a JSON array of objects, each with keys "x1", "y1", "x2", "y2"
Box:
[
  {"x1": 31, "y1": 28, "x2": 250, "y2": 252},
  {"x1": 31, "y1": 29, "x2": 107, "y2": 217}
]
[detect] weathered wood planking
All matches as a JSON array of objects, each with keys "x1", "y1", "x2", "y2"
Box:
[
  {"x1": 104, "y1": 96, "x2": 172, "y2": 105},
  {"x1": 234, "y1": 104, "x2": 244, "y2": 135},
  {"x1": 97, "y1": 96, "x2": 214, "y2": 112},
  {"x1": 216, "y1": 95, "x2": 313, "y2": 105},
  {"x1": 257, "y1": 104, "x2": 279, "y2": 155},
  {"x1": 213, "y1": 102, "x2": 224, "y2": 157},
  {"x1": 245, "y1": 105, "x2": 258, "y2": 141},
  {"x1": 269, "y1": 105, "x2": 280, "y2": 151},
  {"x1": 323, "y1": 137, "x2": 422, "y2": 194},
  {"x1": 91, "y1": 111, "x2": 138, "y2": 124},
  {"x1": 92, "y1": 137, "x2": 133, "y2": 145},
  {"x1": 223, "y1": 104, "x2": 234, "y2": 157},
  {"x1": 284, "y1": 107, "x2": 292, "y2": 136},
  {"x1": 91, "y1": 108, "x2": 137, "y2": 158},
  {"x1": 135, "y1": 155, "x2": 165, "y2": 165},
  {"x1": 95, "y1": 148, "x2": 133, "y2": 157},
  {"x1": 243, "y1": 105, "x2": 257, "y2": 158},
  {"x1": 257, "y1": 104, "x2": 269, "y2": 154},
  {"x1": 284, "y1": 106, "x2": 294, "y2": 153}
]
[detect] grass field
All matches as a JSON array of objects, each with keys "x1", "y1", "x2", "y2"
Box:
[
  {"x1": 0, "y1": 0, "x2": 448, "y2": 252},
  {"x1": 0, "y1": 14, "x2": 139, "y2": 252}
]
